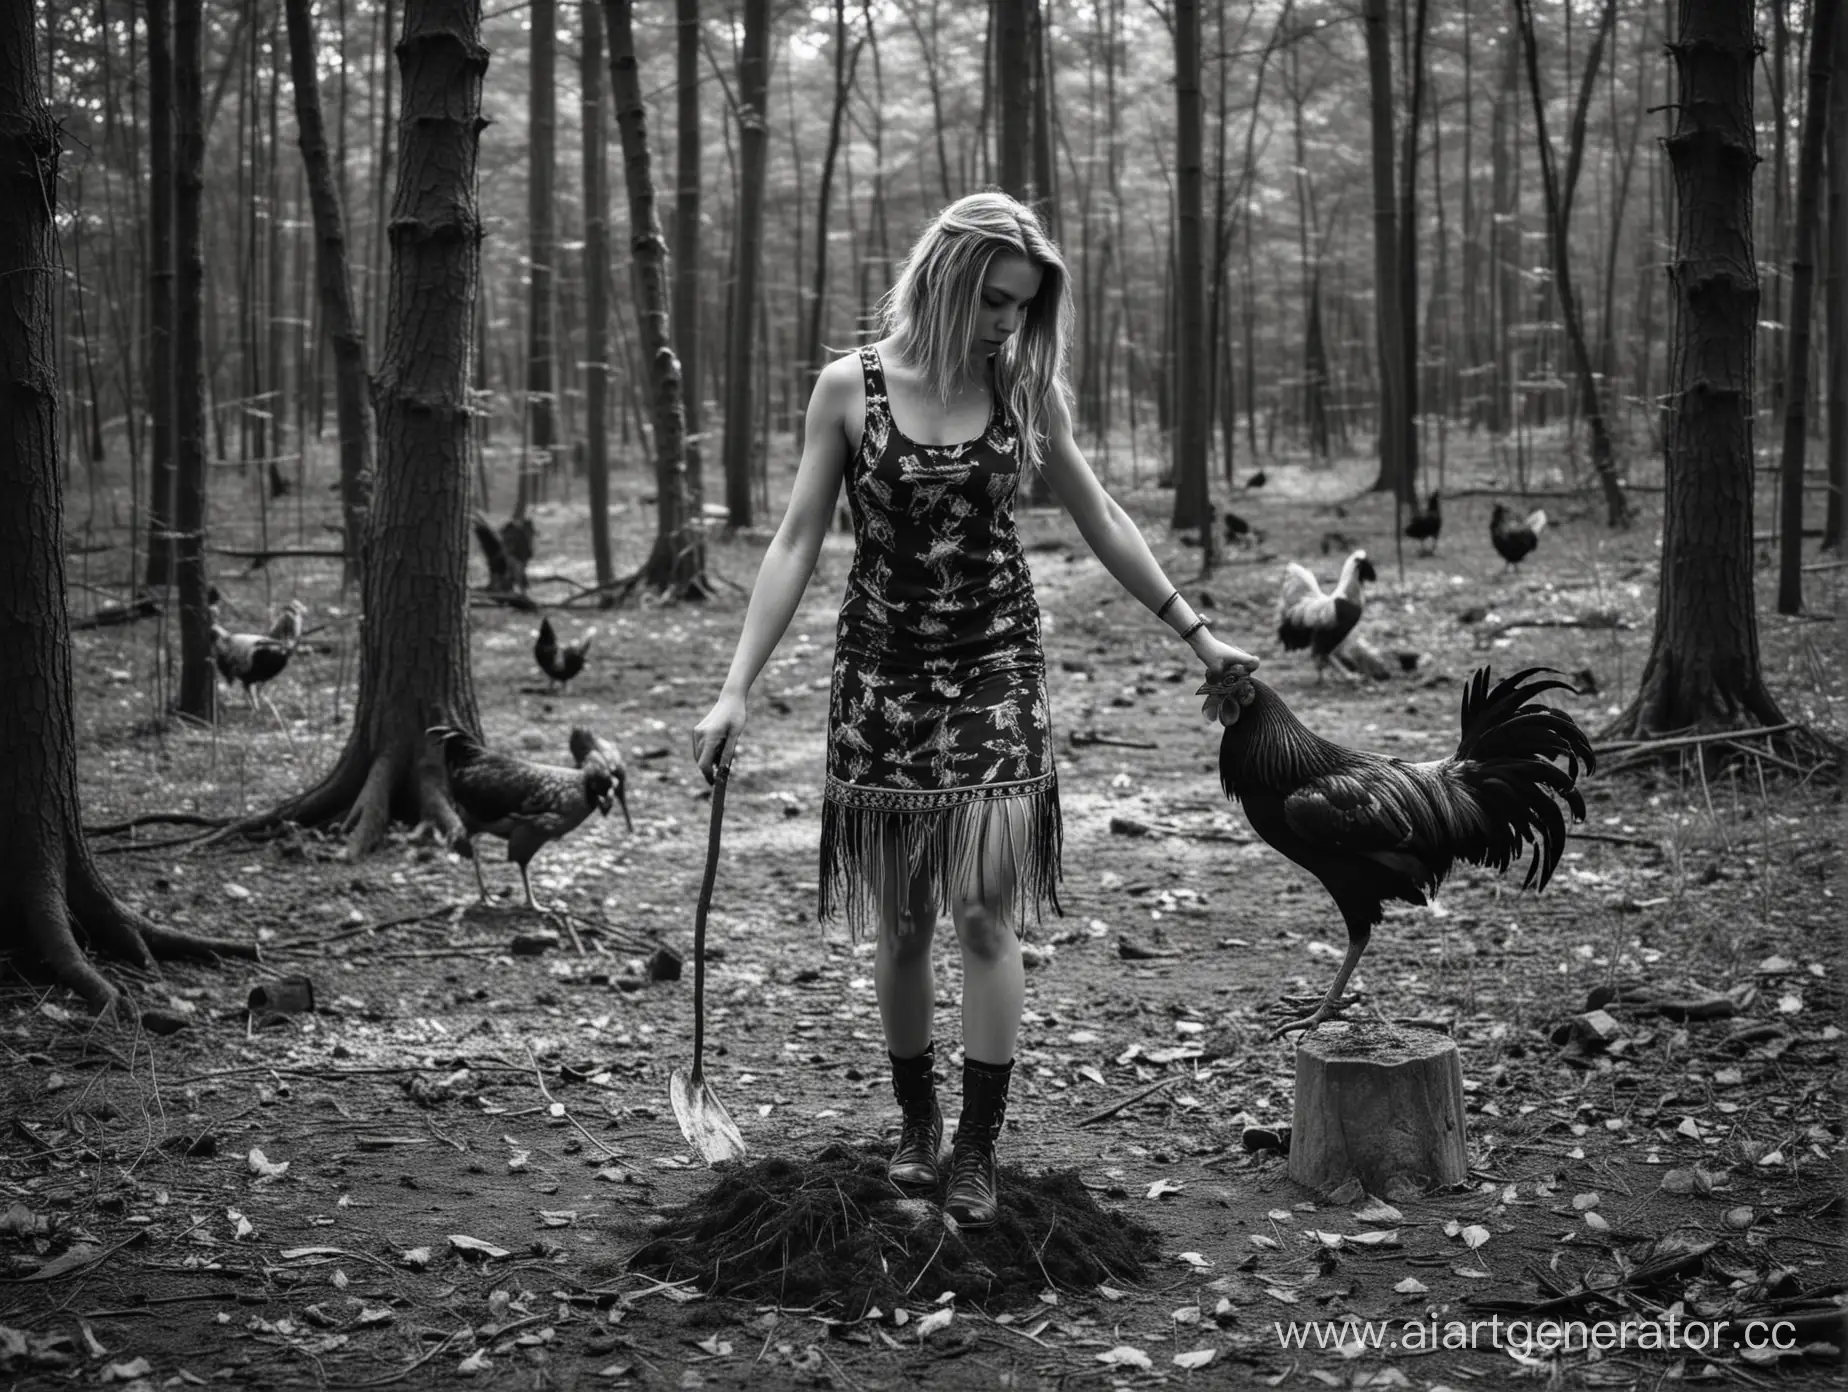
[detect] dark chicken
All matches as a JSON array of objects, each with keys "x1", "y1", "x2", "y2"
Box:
[
  {"x1": 474, "y1": 513, "x2": 537, "y2": 593},
  {"x1": 1490, "y1": 504, "x2": 1547, "y2": 571},
  {"x1": 430, "y1": 725, "x2": 632, "y2": 909},
  {"x1": 211, "y1": 599, "x2": 307, "y2": 708},
  {"x1": 1404, "y1": 491, "x2": 1441, "y2": 554},
  {"x1": 534, "y1": 616, "x2": 595, "y2": 692},
  {"x1": 1199, "y1": 666, "x2": 1592, "y2": 1036},
  {"x1": 1278, "y1": 550, "x2": 1378, "y2": 680}
]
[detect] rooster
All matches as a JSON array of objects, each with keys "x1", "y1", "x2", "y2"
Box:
[
  {"x1": 211, "y1": 599, "x2": 307, "y2": 708},
  {"x1": 474, "y1": 513, "x2": 537, "y2": 593},
  {"x1": 430, "y1": 725, "x2": 632, "y2": 909},
  {"x1": 1490, "y1": 504, "x2": 1547, "y2": 571},
  {"x1": 1405, "y1": 491, "x2": 1441, "y2": 555},
  {"x1": 1197, "y1": 666, "x2": 1592, "y2": 1036},
  {"x1": 533, "y1": 617, "x2": 594, "y2": 693},
  {"x1": 1278, "y1": 550, "x2": 1378, "y2": 680}
]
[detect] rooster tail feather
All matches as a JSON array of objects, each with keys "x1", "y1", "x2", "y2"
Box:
[
  {"x1": 1441, "y1": 667, "x2": 1595, "y2": 892},
  {"x1": 428, "y1": 724, "x2": 485, "y2": 770}
]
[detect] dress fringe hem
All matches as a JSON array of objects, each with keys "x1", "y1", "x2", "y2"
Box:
[{"x1": 818, "y1": 780, "x2": 1063, "y2": 940}]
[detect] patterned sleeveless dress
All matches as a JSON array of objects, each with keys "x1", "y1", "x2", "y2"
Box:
[{"x1": 818, "y1": 345, "x2": 1062, "y2": 937}]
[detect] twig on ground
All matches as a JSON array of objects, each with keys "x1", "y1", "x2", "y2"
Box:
[
  {"x1": 524, "y1": 1044, "x2": 622, "y2": 1159},
  {"x1": 1077, "y1": 1075, "x2": 1182, "y2": 1127},
  {"x1": 85, "y1": 812, "x2": 230, "y2": 837}
]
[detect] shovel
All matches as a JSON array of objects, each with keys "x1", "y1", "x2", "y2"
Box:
[{"x1": 669, "y1": 744, "x2": 748, "y2": 1165}]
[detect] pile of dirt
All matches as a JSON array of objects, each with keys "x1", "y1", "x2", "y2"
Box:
[{"x1": 629, "y1": 1143, "x2": 1158, "y2": 1314}]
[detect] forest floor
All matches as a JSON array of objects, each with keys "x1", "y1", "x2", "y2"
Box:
[{"x1": 3, "y1": 429, "x2": 1844, "y2": 1391}]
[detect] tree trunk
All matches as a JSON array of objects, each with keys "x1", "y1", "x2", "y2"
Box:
[
  {"x1": 262, "y1": 0, "x2": 489, "y2": 855},
  {"x1": 1028, "y1": 0, "x2": 1057, "y2": 232},
  {"x1": 1169, "y1": 0, "x2": 1207, "y2": 528},
  {"x1": 674, "y1": 0, "x2": 703, "y2": 512},
  {"x1": 1390, "y1": 0, "x2": 1429, "y2": 508},
  {"x1": 582, "y1": 0, "x2": 615, "y2": 597},
  {"x1": 608, "y1": 0, "x2": 710, "y2": 597},
  {"x1": 1361, "y1": 0, "x2": 1407, "y2": 499},
  {"x1": 1826, "y1": 7, "x2": 1846, "y2": 552},
  {"x1": 1512, "y1": 0, "x2": 1632, "y2": 528},
  {"x1": 144, "y1": 0, "x2": 177, "y2": 589},
  {"x1": 719, "y1": 0, "x2": 769, "y2": 530},
  {"x1": 996, "y1": 0, "x2": 1030, "y2": 197},
  {"x1": 174, "y1": 0, "x2": 214, "y2": 720},
  {"x1": 1492, "y1": 37, "x2": 1519, "y2": 436},
  {"x1": 0, "y1": 2, "x2": 255, "y2": 1018},
  {"x1": 1775, "y1": 0, "x2": 1838, "y2": 613},
  {"x1": 284, "y1": 0, "x2": 374, "y2": 588},
  {"x1": 803, "y1": 0, "x2": 861, "y2": 413},
  {"x1": 519, "y1": 0, "x2": 558, "y2": 514},
  {"x1": 1608, "y1": 0, "x2": 1788, "y2": 739}
]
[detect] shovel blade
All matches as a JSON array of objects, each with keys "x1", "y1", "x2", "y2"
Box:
[{"x1": 670, "y1": 1068, "x2": 748, "y2": 1166}]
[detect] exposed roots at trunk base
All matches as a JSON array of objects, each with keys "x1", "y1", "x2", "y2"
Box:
[
  {"x1": 8, "y1": 844, "x2": 258, "y2": 1027},
  {"x1": 237, "y1": 733, "x2": 467, "y2": 861},
  {"x1": 1598, "y1": 674, "x2": 1842, "y2": 782}
]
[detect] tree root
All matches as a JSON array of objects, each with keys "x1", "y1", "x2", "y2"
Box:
[
  {"x1": 221, "y1": 732, "x2": 472, "y2": 862},
  {"x1": 14, "y1": 842, "x2": 260, "y2": 1022}
]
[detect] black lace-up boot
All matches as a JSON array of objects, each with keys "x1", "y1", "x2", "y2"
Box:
[
  {"x1": 944, "y1": 1056, "x2": 1012, "y2": 1228},
  {"x1": 887, "y1": 1042, "x2": 943, "y2": 1188}
]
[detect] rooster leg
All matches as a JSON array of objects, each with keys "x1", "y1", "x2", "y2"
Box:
[
  {"x1": 470, "y1": 852, "x2": 492, "y2": 904},
  {"x1": 518, "y1": 863, "x2": 539, "y2": 912},
  {"x1": 1271, "y1": 926, "x2": 1372, "y2": 1039}
]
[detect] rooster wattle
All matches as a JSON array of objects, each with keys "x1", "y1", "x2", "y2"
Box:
[{"x1": 1197, "y1": 666, "x2": 1593, "y2": 1036}]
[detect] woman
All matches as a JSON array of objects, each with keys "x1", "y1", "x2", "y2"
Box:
[{"x1": 693, "y1": 192, "x2": 1256, "y2": 1227}]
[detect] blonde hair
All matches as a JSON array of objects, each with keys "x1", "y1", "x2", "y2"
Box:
[{"x1": 878, "y1": 191, "x2": 1072, "y2": 474}]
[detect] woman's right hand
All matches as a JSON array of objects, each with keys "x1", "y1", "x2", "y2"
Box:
[{"x1": 692, "y1": 690, "x2": 748, "y2": 785}]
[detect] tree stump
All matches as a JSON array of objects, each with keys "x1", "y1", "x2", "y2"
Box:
[{"x1": 1287, "y1": 1021, "x2": 1469, "y2": 1197}]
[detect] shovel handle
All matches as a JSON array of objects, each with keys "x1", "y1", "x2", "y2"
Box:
[{"x1": 690, "y1": 744, "x2": 733, "y2": 1080}]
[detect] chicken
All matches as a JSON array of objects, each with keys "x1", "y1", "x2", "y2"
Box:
[
  {"x1": 474, "y1": 513, "x2": 537, "y2": 593},
  {"x1": 211, "y1": 599, "x2": 307, "y2": 708},
  {"x1": 1223, "y1": 509, "x2": 1254, "y2": 545},
  {"x1": 1246, "y1": 469, "x2": 1268, "y2": 489},
  {"x1": 1198, "y1": 666, "x2": 1592, "y2": 1036},
  {"x1": 430, "y1": 724, "x2": 632, "y2": 909},
  {"x1": 1405, "y1": 491, "x2": 1441, "y2": 555},
  {"x1": 1278, "y1": 550, "x2": 1378, "y2": 680},
  {"x1": 1491, "y1": 504, "x2": 1547, "y2": 571},
  {"x1": 534, "y1": 616, "x2": 594, "y2": 692}
]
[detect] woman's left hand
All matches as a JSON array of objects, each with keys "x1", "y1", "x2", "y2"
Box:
[{"x1": 1193, "y1": 635, "x2": 1260, "y2": 726}]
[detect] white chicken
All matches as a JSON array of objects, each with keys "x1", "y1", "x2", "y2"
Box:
[
  {"x1": 210, "y1": 599, "x2": 307, "y2": 710},
  {"x1": 1277, "y1": 550, "x2": 1376, "y2": 681}
]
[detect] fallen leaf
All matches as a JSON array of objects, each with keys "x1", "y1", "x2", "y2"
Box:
[
  {"x1": 1173, "y1": 1349, "x2": 1216, "y2": 1370},
  {"x1": 457, "y1": 1348, "x2": 491, "y2": 1375},
  {"x1": 1459, "y1": 1225, "x2": 1490, "y2": 1249},
  {"x1": 1723, "y1": 1206, "x2": 1755, "y2": 1230},
  {"x1": 247, "y1": 1148, "x2": 289, "y2": 1180},
  {"x1": 1354, "y1": 1199, "x2": 1403, "y2": 1223},
  {"x1": 1177, "y1": 1252, "x2": 1213, "y2": 1269},
  {"x1": 1096, "y1": 1346, "x2": 1152, "y2": 1370},
  {"x1": 1096, "y1": 1284, "x2": 1126, "y2": 1301},
  {"x1": 1394, "y1": 1277, "x2": 1428, "y2": 1295},
  {"x1": 913, "y1": 1308, "x2": 953, "y2": 1339},
  {"x1": 355, "y1": 1307, "x2": 393, "y2": 1327},
  {"x1": 101, "y1": 1358, "x2": 153, "y2": 1382},
  {"x1": 1146, "y1": 1179, "x2": 1185, "y2": 1200},
  {"x1": 695, "y1": 1335, "x2": 732, "y2": 1357},
  {"x1": 1584, "y1": 1212, "x2": 1610, "y2": 1233},
  {"x1": 1249, "y1": 1234, "x2": 1280, "y2": 1250},
  {"x1": 399, "y1": 1247, "x2": 432, "y2": 1270},
  {"x1": 1571, "y1": 1192, "x2": 1600, "y2": 1211},
  {"x1": 538, "y1": 1211, "x2": 577, "y2": 1228},
  {"x1": 1349, "y1": 1230, "x2": 1401, "y2": 1247},
  {"x1": 449, "y1": 1235, "x2": 510, "y2": 1260}
]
